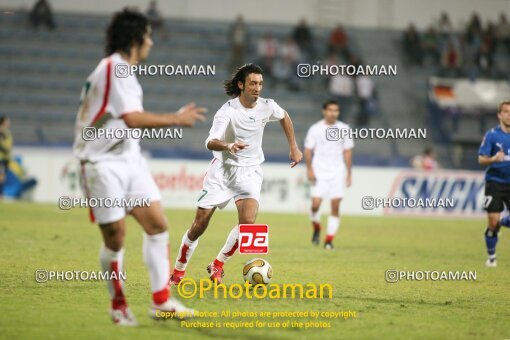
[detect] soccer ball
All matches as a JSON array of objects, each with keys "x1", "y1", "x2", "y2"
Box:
[{"x1": 243, "y1": 258, "x2": 272, "y2": 285}]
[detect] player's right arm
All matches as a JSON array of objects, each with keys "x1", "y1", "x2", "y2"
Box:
[
  {"x1": 205, "y1": 108, "x2": 248, "y2": 153},
  {"x1": 304, "y1": 126, "x2": 316, "y2": 184},
  {"x1": 479, "y1": 152, "x2": 505, "y2": 166},
  {"x1": 108, "y1": 66, "x2": 206, "y2": 129},
  {"x1": 304, "y1": 148, "x2": 315, "y2": 183},
  {"x1": 478, "y1": 131, "x2": 505, "y2": 166},
  {"x1": 122, "y1": 102, "x2": 206, "y2": 128}
]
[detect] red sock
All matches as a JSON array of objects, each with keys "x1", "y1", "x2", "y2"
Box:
[
  {"x1": 213, "y1": 258, "x2": 224, "y2": 268},
  {"x1": 325, "y1": 235, "x2": 334, "y2": 243},
  {"x1": 173, "y1": 268, "x2": 185, "y2": 275},
  {"x1": 152, "y1": 287, "x2": 169, "y2": 305},
  {"x1": 111, "y1": 296, "x2": 127, "y2": 310},
  {"x1": 313, "y1": 222, "x2": 321, "y2": 231},
  {"x1": 111, "y1": 261, "x2": 127, "y2": 309}
]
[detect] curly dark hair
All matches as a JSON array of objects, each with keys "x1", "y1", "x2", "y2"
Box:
[
  {"x1": 224, "y1": 63, "x2": 263, "y2": 97},
  {"x1": 105, "y1": 8, "x2": 149, "y2": 56}
]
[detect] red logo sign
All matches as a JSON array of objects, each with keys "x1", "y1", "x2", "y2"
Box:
[{"x1": 239, "y1": 224, "x2": 269, "y2": 254}]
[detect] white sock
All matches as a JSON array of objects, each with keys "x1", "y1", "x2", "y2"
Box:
[
  {"x1": 327, "y1": 216, "x2": 340, "y2": 237},
  {"x1": 216, "y1": 225, "x2": 239, "y2": 263},
  {"x1": 142, "y1": 231, "x2": 170, "y2": 294},
  {"x1": 174, "y1": 230, "x2": 199, "y2": 271},
  {"x1": 310, "y1": 210, "x2": 321, "y2": 223},
  {"x1": 99, "y1": 245, "x2": 126, "y2": 306}
]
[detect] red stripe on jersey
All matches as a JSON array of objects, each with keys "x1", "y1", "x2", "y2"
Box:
[{"x1": 91, "y1": 58, "x2": 112, "y2": 126}]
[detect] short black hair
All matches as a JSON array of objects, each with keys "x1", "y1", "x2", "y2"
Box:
[
  {"x1": 0, "y1": 115, "x2": 7, "y2": 125},
  {"x1": 224, "y1": 63, "x2": 263, "y2": 97},
  {"x1": 322, "y1": 100, "x2": 340, "y2": 110},
  {"x1": 105, "y1": 8, "x2": 150, "y2": 56}
]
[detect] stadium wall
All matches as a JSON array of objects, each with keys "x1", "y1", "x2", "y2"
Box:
[
  {"x1": 2, "y1": 0, "x2": 509, "y2": 29},
  {"x1": 15, "y1": 147, "x2": 485, "y2": 218}
]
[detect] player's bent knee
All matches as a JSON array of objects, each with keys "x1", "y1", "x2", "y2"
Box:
[
  {"x1": 100, "y1": 224, "x2": 125, "y2": 251},
  {"x1": 145, "y1": 221, "x2": 168, "y2": 235}
]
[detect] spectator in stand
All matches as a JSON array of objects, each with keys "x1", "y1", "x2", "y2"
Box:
[
  {"x1": 0, "y1": 115, "x2": 13, "y2": 198},
  {"x1": 29, "y1": 0, "x2": 56, "y2": 30},
  {"x1": 403, "y1": 24, "x2": 423, "y2": 65},
  {"x1": 464, "y1": 19, "x2": 483, "y2": 78},
  {"x1": 272, "y1": 36, "x2": 301, "y2": 91},
  {"x1": 441, "y1": 41, "x2": 462, "y2": 77},
  {"x1": 257, "y1": 33, "x2": 278, "y2": 79},
  {"x1": 355, "y1": 75, "x2": 376, "y2": 127},
  {"x1": 483, "y1": 22, "x2": 497, "y2": 57},
  {"x1": 328, "y1": 24, "x2": 349, "y2": 57},
  {"x1": 475, "y1": 43, "x2": 494, "y2": 78},
  {"x1": 438, "y1": 12, "x2": 453, "y2": 40},
  {"x1": 495, "y1": 13, "x2": 510, "y2": 52},
  {"x1": 146, "y1": 1, "x2": 163, "y2": 30},
  {"x1": 466, "y1": 13, "x2": 482, "y2": 35},
  {"x1": 292, "y1": 19, "x2": 314, "y2": 61},
  {"x1": 422, "y1": 27, "x2": 440, "y2": 65},
  {"x1": 228, "y1": 15, "x2": 249, "y2": 73},
  {"x1": 465, "y1": 16, "x2": 482, "y2": 51},
  {"x1": 145, "y1": 1, "x2": 167, "y2": 39},
  {"x1": 411, "y1": 148, "x2": 439, "y2": 171},
  {"x1": 329, "y1": 73, "x2": 354, "y2": 122}
]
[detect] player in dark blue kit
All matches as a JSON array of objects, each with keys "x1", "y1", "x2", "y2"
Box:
[{"x1": 478, "y1": 101, "x2": 510, "y2": 267}]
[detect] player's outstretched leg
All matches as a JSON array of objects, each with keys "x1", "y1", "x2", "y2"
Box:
[
  {"x1": 208, "y1": 225, "x2": 238, "y2": 283},
  {"x1": 324, "y1": 198, "x2": 341, "y2": 250},
  {"x1": 209, "y1": 198, "x2": 258, "y2": 283},
  {"x1": 310, "y1": 197, "x2": 322, "y2": 245},
  {"x1": 99, "y1": 220, "x2": 138, "y2": 326},
  {"x1": 131, "y1": 202, "x2": 194, "y2": 319},
  {"x1": 171, "y1": 207, "x2": 215, "y2": 285},
  {"x1": 485, "y1": 213, "x2": 500, "y2": 267}
]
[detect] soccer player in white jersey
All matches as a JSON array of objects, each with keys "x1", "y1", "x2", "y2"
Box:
[
  {"x1": 170, "y1": 64, "x2": 303, "y2": 284},
  {"x1": 72, "y1": 9, "x2": 206, "y2": 326},
  {"x1": 304, "y1": 100, "x2": 354, "y2": 249}
]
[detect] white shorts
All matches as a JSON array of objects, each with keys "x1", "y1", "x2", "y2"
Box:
[
  {"x1": 79, "y1": 156, "x2": 161, "y2": 224},
  {"x1": 310, "y1": 174, "x2": 346, "y2": 199},
  {"x1": 197, "y1": 158, "x2": 263, "y2": 209}
]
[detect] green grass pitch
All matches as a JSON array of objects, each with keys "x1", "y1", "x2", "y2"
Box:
[{"x1": 0, "y1": 202, "x2": 509, "y2": 339}]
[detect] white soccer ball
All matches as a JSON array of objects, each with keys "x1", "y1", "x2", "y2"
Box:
[{"x1": 243, "y1": 258, "x2": 272, "y2": 285}]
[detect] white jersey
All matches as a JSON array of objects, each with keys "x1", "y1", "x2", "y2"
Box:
[
  {"x1": 205, "y1": 96, "x2": 285, "y2": 166},
  {"x1": 73, "y1": 53, "x2": 144, "y2": 162},
  {"x1": 304, "y1": 119, "x2": 354, "y2": 179}
]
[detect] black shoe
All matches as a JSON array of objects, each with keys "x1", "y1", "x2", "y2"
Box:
[
  {"x1": 312, "y1": 230, "x2": 320, "y2": 245},
  {"x1": 324, "y1": 242, "x2": 334, "y2": 250}
]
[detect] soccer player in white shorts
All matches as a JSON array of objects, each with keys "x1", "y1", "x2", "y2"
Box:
[
  {"x1": 304, "y1": 100, "x2": 354, "y2": 249},
  {"x1": 72, "y1": 9, "x2": 206, "y2": 326},
  {"x1": 170, "y1": 64, "x2": 303, "y2": 284}
]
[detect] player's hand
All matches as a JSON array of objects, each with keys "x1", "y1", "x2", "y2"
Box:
[
  {"x1": 175, "y1": 102, "x2": 207, "y2": 127},
  {"x1": 289, "y1": 146, "x2": 303, "y2": 168},
  {"x1": 227, "y1": 141, "x2": 249, "y2": 154},
  {"x1": 492, "y1": 150, "x2": 505, "y2": 163},
  {"x1": 346, "y1": 173, "x2": 352, "y2": 188},
  {"x1": 307, "y1": 169, "x2": 316, "y2": 184}
]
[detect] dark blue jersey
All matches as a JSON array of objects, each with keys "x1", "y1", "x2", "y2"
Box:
[{"x1": 479, "y1": 125, "x2": 510, "y2": 184}]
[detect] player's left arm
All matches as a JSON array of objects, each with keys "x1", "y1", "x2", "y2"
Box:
[
  {"x1": 344, "y1": 148, "x2": 353, "y2": 187},
  {"x1": 279, "y1": 111, "x2": 303, "y2": 168}
]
